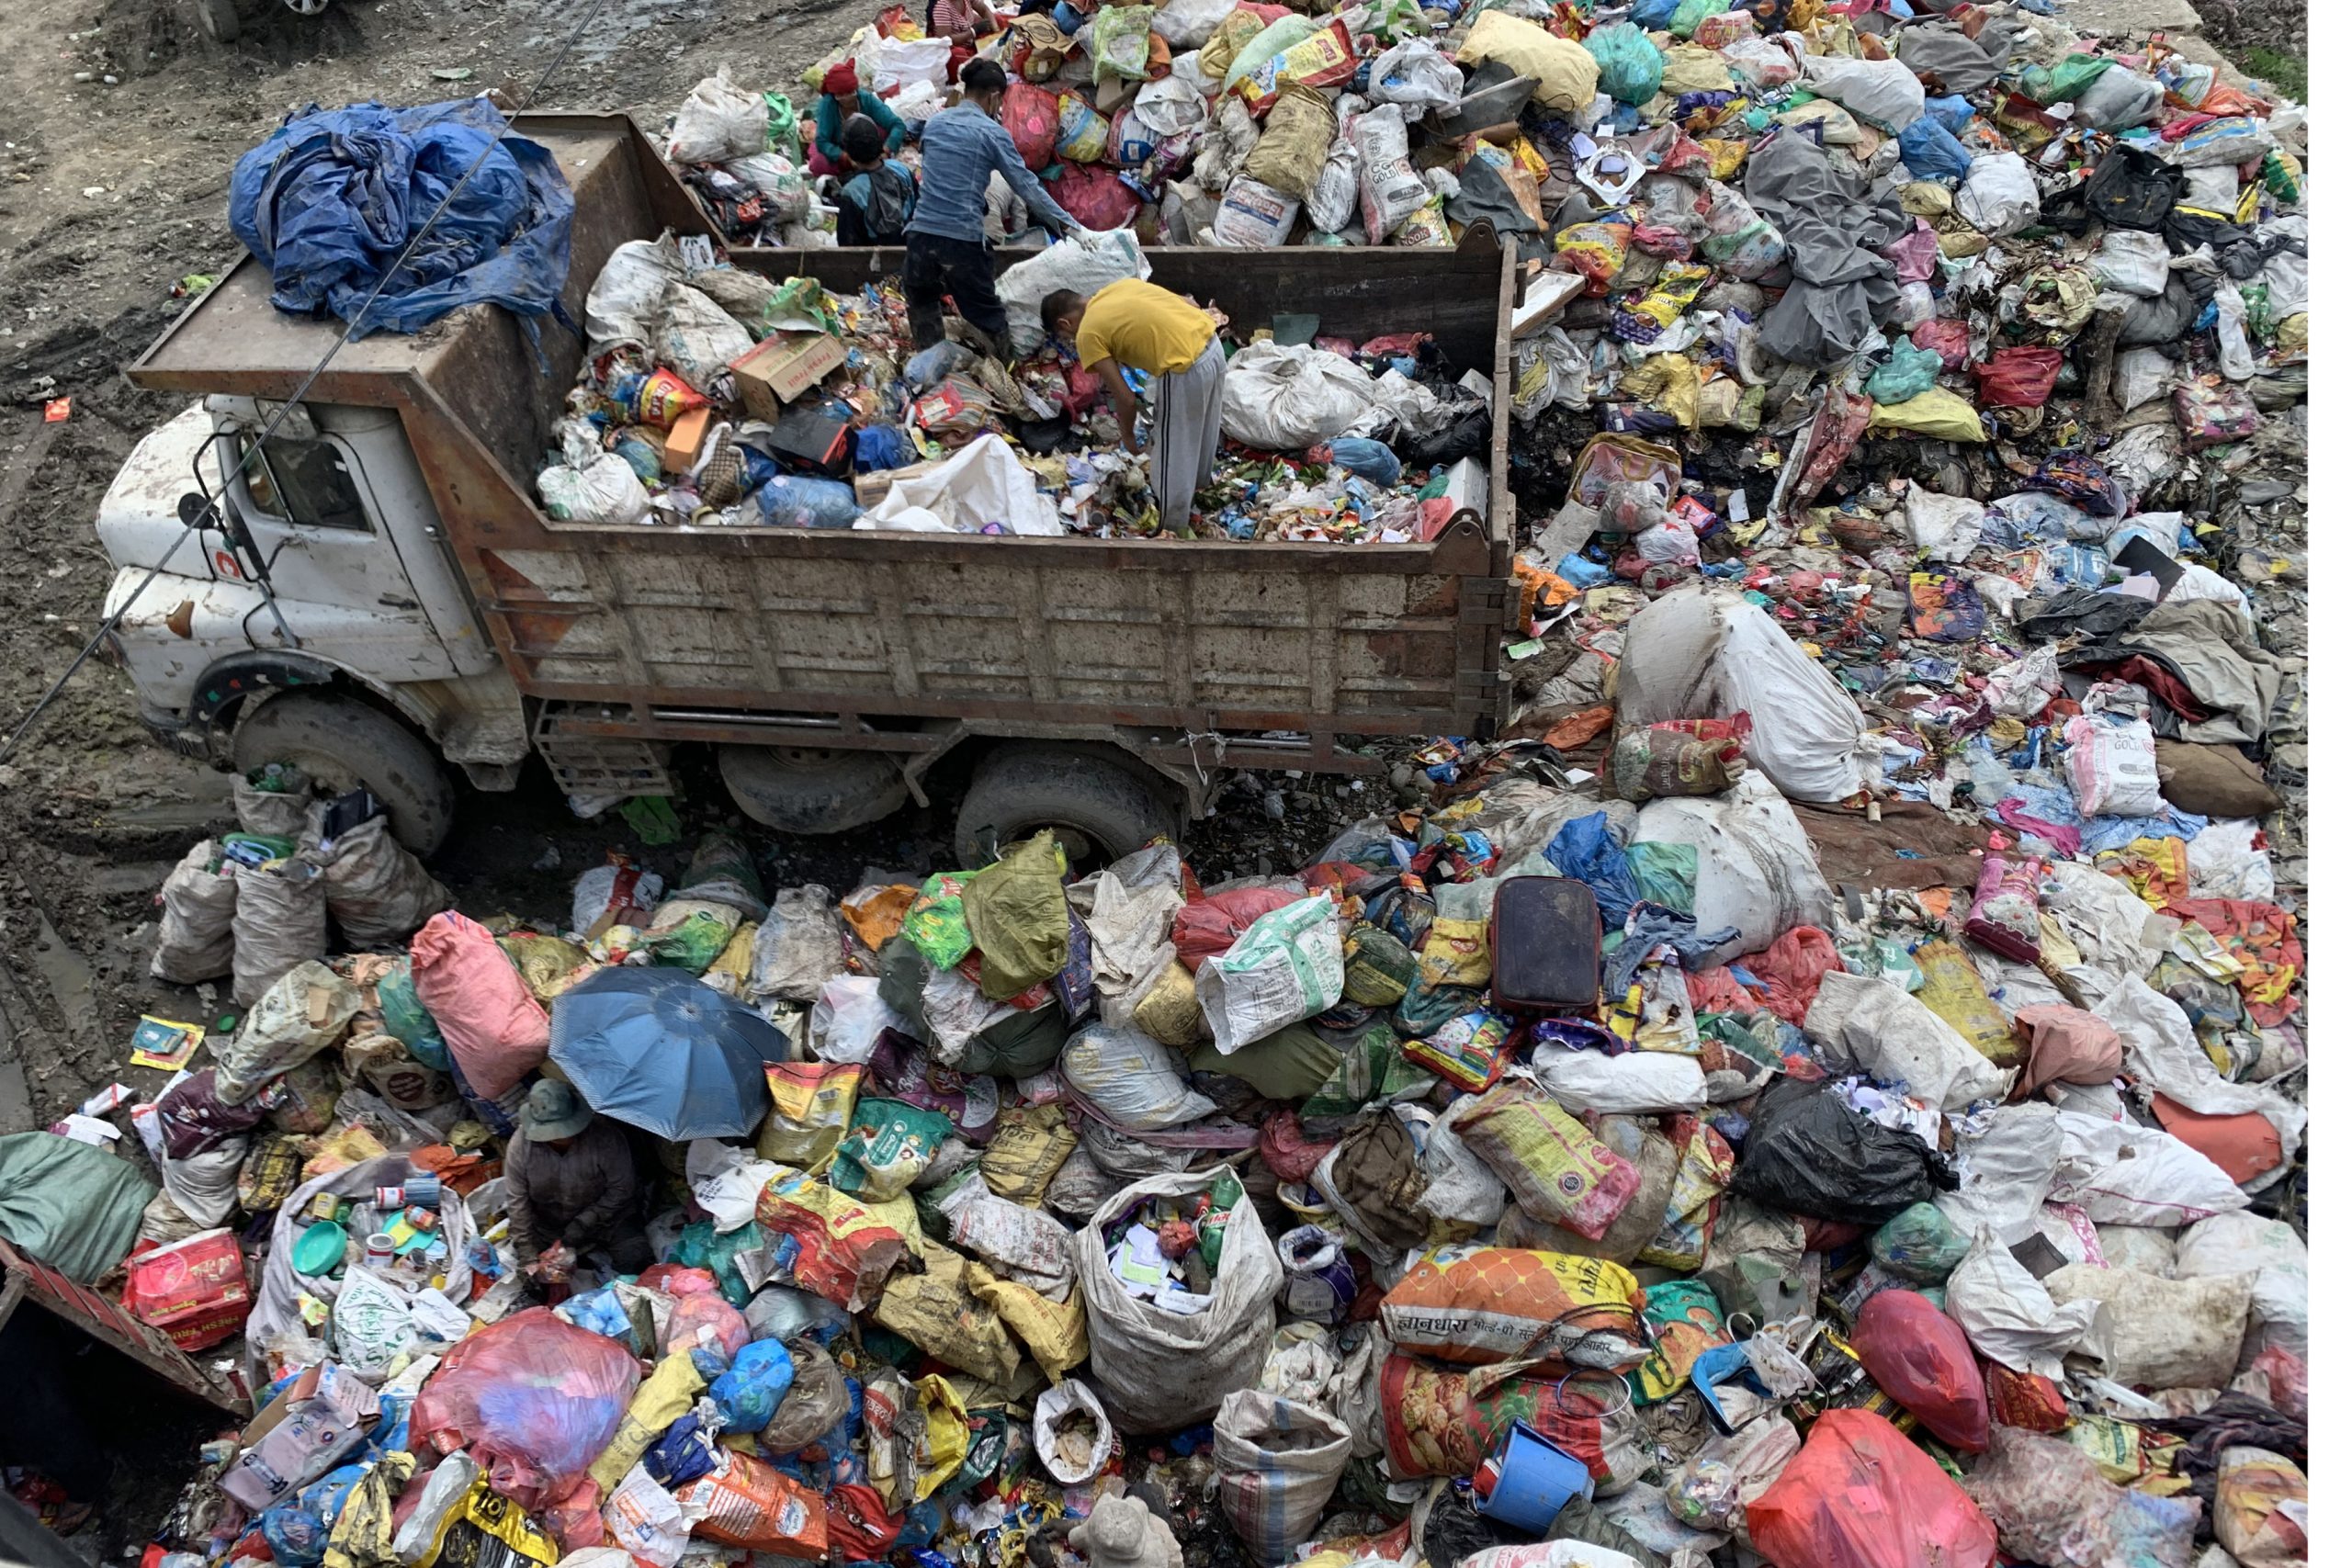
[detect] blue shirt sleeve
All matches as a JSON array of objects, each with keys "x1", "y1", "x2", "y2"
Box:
[{"x1": 988, "y1": 118, "x2": 1078, "y2": 232}]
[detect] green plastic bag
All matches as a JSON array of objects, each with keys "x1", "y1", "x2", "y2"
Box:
[
  {"x1": 650, "y1": 910, "x2": 736, "y2": 973},
  {"x1": 2022, "y1": 54, "x2": 2116, "y2": 107},
  {"x1": 1668, "y1": 0, "x2": 1728, "y2": 39},
  {"x1": 1869, "y1": 1201, "x2": 1971, "y2": 1284},
  {"x1": 1586, "y1": 22, "x2": 1665, "y2": 104},
  {"x1": 764, "y1": 91, "x2": 802, "y2": 161},
  {"x1": 1865, "y1": 337, "x2": 1946, "y2": 404},
  {"x1": 904, "y1": 873, "x2": 977, "y2": 969},
  {"x1": 1223, "y1": 12, "x2": 1317, "y2": 91},
  {"x1": 1196, "y1": 1168, "x2": 1249, "y2": 1273},
  {"x1": 962, "y1": 832, "x2": 1069, "y2": 1001},
  {"x1": 670, "y1": 1219, "x2": 768, "y2": 1306},
  {"x1": 1625, "y1": 840, "x2": 1697, "y2": 916},
  {"x1": 1298, "y1": 1021, "x2": 1434, "y2": 1130},
  {"x1": 376, "y1": 958, "x2": 453, "y2": 1073},
  {"x1": 1632, "y1": 1277, "x2": 1730, "y2": 1404}
]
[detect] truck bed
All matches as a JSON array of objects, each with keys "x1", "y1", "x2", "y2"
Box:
[{"x1": 128, "y1": 113, "x2": 1521, "y2": 780}]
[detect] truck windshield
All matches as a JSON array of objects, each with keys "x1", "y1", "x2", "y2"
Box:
[{"x1": 235, "y1": 433, "x2": 370, "y2": 532}]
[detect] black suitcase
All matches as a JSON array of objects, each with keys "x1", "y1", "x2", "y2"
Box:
[{"x1": 1487, "y1": 875, "x2": 1602, "y2": 1014}]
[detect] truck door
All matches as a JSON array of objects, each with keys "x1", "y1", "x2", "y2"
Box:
[{"x1": 212, "y1": 401, "x2": 473, "y2": 678}]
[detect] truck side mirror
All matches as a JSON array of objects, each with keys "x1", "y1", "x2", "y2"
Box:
[{"x1": 178, "y1": 491, "x2": 220, "y2": 529}]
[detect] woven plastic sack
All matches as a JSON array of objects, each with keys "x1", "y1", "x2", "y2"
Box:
[
  {"x1": 153, "y1": 840, "x2": 239, "y2": 984},
  {"x1": 413, "y1": 1307, "x2": 643, "y2": 1511},
  {"x1": 1061, "y1": 1021, "x2": 1216, "y2": 1129},
  {"x1": 213, "y1": 960, "x2": 363, "y2": 1101},
  {"x1": 1092, "y1": 5, "x2": 1156, "y2": 82},
  {"x1": 1197, "y1": 892, "x2": 1344, "y2": 1054},
  {"x1": 321, "y1": 816, "x2": 450, "y2": 947},
  {"x1": 232, "y1": 857, "x2": 329, "y2": 1007},
  {"x1": 2064, "y1": 712, "x2": 2163, "y2": 817},
  {"x1": 411, "y1": 911, "x2": 548, "y2": 1099},
  {"x1": 1380, "y1": 1246, "x2": 1645, "y2": 1371},
  {"x1": 1213, "y1": 1393, "x2": 1351, "y2": 1560},
  {"x1": 1450, "y1": 1080, "x2": 1642, "y2": 1241},
  {"x1": 1078, "y1": 1165, "x2": 1279, "y2": 1430},
  {"x1": 1240, "y1": 87, "x2": 1337, "y2": 201},
  {"x1": 1454, "y1": 11, "x2": 1597, "y2": 111},
  {"x1": 749, "y1": 886, "x2": 842, "y2": 1002},
  {"x1": 667, "y1": 67, "x2": 769, "y2": 164}
]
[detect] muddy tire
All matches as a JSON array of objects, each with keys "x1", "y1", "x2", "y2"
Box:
[
  {"x1": 718, "y1": 745, "x2": 909, "y2": 835},
  {"x1": 195, "y1": 0, "x2": 241, "y2": 42},
  {"x1": 954, "y1": 743, "x2": 1182, "y2": 868},
  {"x1": 231, "y1": 692, "x2": 454, "y2": 855}
]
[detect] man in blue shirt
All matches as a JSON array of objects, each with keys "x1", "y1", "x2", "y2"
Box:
[{"x1": 904, "y1": 58, "x2": 1086, "y2": 355}]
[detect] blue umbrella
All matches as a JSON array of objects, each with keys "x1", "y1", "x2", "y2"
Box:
[{"x1": 548, "y1": 967, "x2": 787, "y2": 1141}]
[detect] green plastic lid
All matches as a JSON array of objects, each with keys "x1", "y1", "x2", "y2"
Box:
[{"x1": 292, "y1": 1221, "x2": 347, "y2": 1278}]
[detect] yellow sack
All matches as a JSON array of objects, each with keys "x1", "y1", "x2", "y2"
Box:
[
  {"x1": 1660, "y1": 43, "x2": 1733, "y2": 94},
  {"x1": 1418, "y1": 917, "x2": 1492, "y2": 989},
  {"x1": 591, "y1": 1350, "x2": 706, "y2": 1493},
  {"x1": 913, "y1": 1374, "x2": 971, "y2": 1503},
  {"x1": 1133, "y1": 958, "x2": 1204, "y2": 1046},
  {"x1": 756, "y1": 1060, "x2": 863, "y2": 1169},
  {"x1": 1869, "y1": 388, "x2": 1986, "y2": 442},
  {"x1": 700, "y1": 922, "x2": 757, "y2": 998},
  {"x1": 978, "y1": 1102, "x2": 1078, "y2": 1203},
  {"x1": 1456, "y1": 11, "x2": 1598, "y2": 111},
  {"x1": 872, "y1": 1238, "x2": 1023, "y2": 1384},
  {"x1": 1199, "y1": 9, "x2": 1269, "y2": 83},
  {"x1": 498, "y1": 935, "x2": 590, "y2": 1002},
  {"x1": 322, "y1": 1450, "x2": 416, "y2": 1568},
  {"x1": 1911, "y1": 941, "x2": 2021, "y2": 1066},
  {"x1": 967, "y1": 1261, "x2": 1091, "y2": 1381}
]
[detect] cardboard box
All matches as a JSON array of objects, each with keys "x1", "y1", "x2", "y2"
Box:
[
  {"x1": 661, "y1": 405, "x2": 716, "y2": 474},
  {"x1": 220, "y1": 1361, "x2": 379, "y2": 1512},
  {"x1": 731, "y1": 332, "x2": 848, "y2": 423}
]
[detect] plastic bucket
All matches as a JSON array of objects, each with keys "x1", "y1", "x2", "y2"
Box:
[{"x1": 1475, "y1": 1420, "x2": 1595, "y2": 1531}]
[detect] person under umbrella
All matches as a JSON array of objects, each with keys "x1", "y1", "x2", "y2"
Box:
[{"x1": 503, "y1": 1077, "x2": 649, "y2": 1284}]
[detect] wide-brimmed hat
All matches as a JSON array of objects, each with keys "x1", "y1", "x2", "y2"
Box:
[{"x1": 519, "y1": 1077, "x2": 594, "y2": 1142}]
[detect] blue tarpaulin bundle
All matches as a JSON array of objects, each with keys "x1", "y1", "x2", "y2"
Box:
[{"x1": 228, "y1": 97, "x2": 574, "y2": 340}]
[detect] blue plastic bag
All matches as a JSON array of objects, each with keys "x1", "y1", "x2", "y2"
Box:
[
  {"x1": 1542, "y1": 813, "x2": 1642, "y2": 926},
  {"x1": 755, "y1": 475, "x2": 861, "y2": 529},
  {"x1": 855, "y1": 424, "x2": 916, "y2": 472},
  {"x1": 643, "y1": 1412, "x2": 722, "y2": 1487},
  {"x1": 1315, "y1": 437, "x2": 1403, "y2": 488},
  {"x1": 711, "y1": 1337, "x2": 798, "y2": 1433},
  {"x1": 1864, "y1": 338, "x2": 1944, "y2": 403},
  {"x1": 1897, "y1": 115, "x2": 1973, "y2": 182},
  {"x1": 228, "y1": 98, "x2": 574, "y2": 342},
  {"x1": 1587, "y1": 22, "x2": 1666, "y2": 105}
]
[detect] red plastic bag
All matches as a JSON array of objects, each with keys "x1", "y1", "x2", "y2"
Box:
[
  {"x1": 1850, "y1": 1289, "x2": 1989, "y2": 1452},
  {"x1": 1001, "y1": 82, "x2": 1060, "y2": 169},
  {"x1": 1973, "y1": 345, "x2": 2063, "y2": 408},
  {"x1": 1749, "y1": 1409, "x2": 1997, "y2": 1568},
  {"x1": 1911, "y1": 319, "x2": 1972, "y2": 369},
  {"x1": 1050, "y1": 163, "x2": 1142, "y2": 231},
  {"x1": 544, "y1": 1479, "x2": 605, "y2": 1553},
  {"x1": 1173, "y1": 887, "x2": 1309, "y2": 971},
  {"x1": 1258, "y1": 1108, "x2": 1337, "y2": 1184},
  {"x1": 664, "y1": 1283, "x2": 752, "y2": 1361},
  {"x1": 411, "y1": 1307, "x2": 642, "y2": 1511},
  {"x1": 410, "y1": 911, "x2": 548, "y2": 1099},
  {"x1": 825, "y1": 1483, "x2": 902, "y2": 1559},
  {"x1": 1744, "y1": 925, "x2": 1843, "y2": 1024}
]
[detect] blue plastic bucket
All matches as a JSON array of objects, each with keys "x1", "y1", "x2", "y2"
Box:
[{"x1": 1475, "y1": 1421, "x2": 1595, "y2": 1532}]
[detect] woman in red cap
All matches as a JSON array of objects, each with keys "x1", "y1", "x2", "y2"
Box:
[{"x1": 810, "y1": 62, "x2": 907, "y2": 178}]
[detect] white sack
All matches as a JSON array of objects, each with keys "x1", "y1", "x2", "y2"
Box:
[
  {"x1": 2046, "y1": 1265, "x2": 2251, "y2": 1390},
  {"x1": 1945, "y1": 1225, "x2": 2103, "y2": 1379},
  {"x1": 868, "y1": 434, "x2": 1062, "y2": 536},
  {"x1": 2046, "y1": 1110, "x2": 2250, "y2": 1227},
  {"x1": 1805, "y1": 971, "x2": 2011, "y2": 1110},
  {"x1": 1531, "y1": 1043, "x2": 1710, "y2": 1114}
]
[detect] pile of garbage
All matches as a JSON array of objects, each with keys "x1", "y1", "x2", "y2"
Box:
[
  {"x1": 0, "y1": 594, "x2": 2309, "y2": 1565},
  {"x1": 531, "y1": 231, "x2": 1496, "y2": 538}
]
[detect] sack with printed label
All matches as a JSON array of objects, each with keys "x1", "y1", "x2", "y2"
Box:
[
  {"x1": 1450, "y1": 1079, "x2": 1642, "y2": 1241},
  {"x1": 1381, "y1": 1246, "x2": 1646, "y2": 1371}
]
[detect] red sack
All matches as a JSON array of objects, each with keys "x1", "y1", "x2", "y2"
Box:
[
  {"x1": 1258, "y1": 1108, "x2": 1337, "y2": 1184},
  {"x1": 410, "y1": 911, "x2": 548, "y2": 1099},
  {"x1": 824, "y1": 1483, "x2": 902, "y2": 1559},
  {"x1": 1049, "y1": 163, "x2": 1142, "y2": 231},
  {"x1": 1749, "y1": 1409, "x2": 1997, "y2": 1568},
  {"x1": 1173, "y1": 886, "x2": 1308, "y2": 971},
  {"x1": 1744, "y1": 925, "x2": 1843, "y2": 1025},
  {"x1": 1001, "y1": 82, "x2": 1060, "y2": 169},
  {"x1": 1849, "y1": 1290, "x2": 1990, "y2": 1453},
  {"x1": 1973, "y1": 345, "x2": 2064, "y2": 409},
  {"x1": 2151, "y1": 1094, "x2": 2283, "y2": 1184}
]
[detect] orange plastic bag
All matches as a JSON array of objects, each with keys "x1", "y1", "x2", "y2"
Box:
[{"x1": 1849, "y1": 1289, "x2": 1989, "y2": 1453}]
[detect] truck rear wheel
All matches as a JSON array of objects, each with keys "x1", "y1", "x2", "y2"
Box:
[
  {"x1": 718, "y1": 745, "x2": 910, "y2": 835},
  {"x1": 955, "y1": 743, "x2": 1182, "y2": 868},
  {"x1": 231, "y1": 692, "x2": 454, "y2": 856}
]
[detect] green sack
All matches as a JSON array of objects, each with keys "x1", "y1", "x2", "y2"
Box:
[
  {"x1": 1342, "y1": 925, "x2": 1417, "y2": 1007},
  {"x1": 1393, "y1": 973, "x2": 1482, "y2": 1039},
  {"x1": 0, "y1": 1132, "x2": 153, "y2": 1283},
  {"x1": 961, "y1": 832, "x2": 1069, "y2": 1002},
  {"x1": 1189, "y1": 1022, "x2": 1342, "y2": 1100},
  {"x1": 1632, "y1": 1277, "x2": 1730, "y2": 1404},
  {"x1": 1869, "y1": 1201, "x2": 1971, "y2": 1284},
  {"x1": 832, "y1": 1098, "x2": 956, "y2": 1201},
  {"x1": 963, "y1": 1002, "x2": 1070, "y2": 1078},
  {"x1": 650, "y1": 910, "x2": 736, "y2": 973},
  {"x1": 764, "y1": 91, "x2": 802, "y2": 161},
  {"x1": 1587, "y1": 21, "x2": 1665, "y2": 104},
  {"x1": 1092, "y1": 4, "x2": 1156, "y2": 83},
  {"x1": 2023, "y1": 54, "x2": 2116, "y2": 106},
  {"x1": 1668, "y1": 0, "x2": 1729, "y2": 39},
  {"x1": 1298, "y1": 1020, "x2": 1435, "y2": 1131}
]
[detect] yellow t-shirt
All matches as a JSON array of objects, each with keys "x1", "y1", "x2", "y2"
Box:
[{"x1": 1073, "y1": 279, "x2": 1216, "y2": 378}]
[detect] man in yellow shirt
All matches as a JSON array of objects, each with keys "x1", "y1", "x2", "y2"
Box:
[{"x1": 1043, "y1": 280, "x2": 1227, "y2": 531}]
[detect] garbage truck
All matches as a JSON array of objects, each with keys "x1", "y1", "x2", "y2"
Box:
[{"x1": 103, "y1": 113, "x2": 1519, "y2": 861}]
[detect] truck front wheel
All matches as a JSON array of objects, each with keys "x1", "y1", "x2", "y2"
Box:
[
  {"x1": 954, "y1": 743, "x2": 1182, "y2": 868},
  {"x1": 718, "y1": 745, "x2": 910, "y2": 835},
  {"x1": 231, "y1": 692, "x2": 455, "y2": 856}
]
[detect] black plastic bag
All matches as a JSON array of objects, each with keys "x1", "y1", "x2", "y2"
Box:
[
  {"x1": 2083, "y1": 144, "x2": 2179, "y2": 231},
  {"x1": 1728, "y1": 1079, "x2": 1957, "y2": 1226}
]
